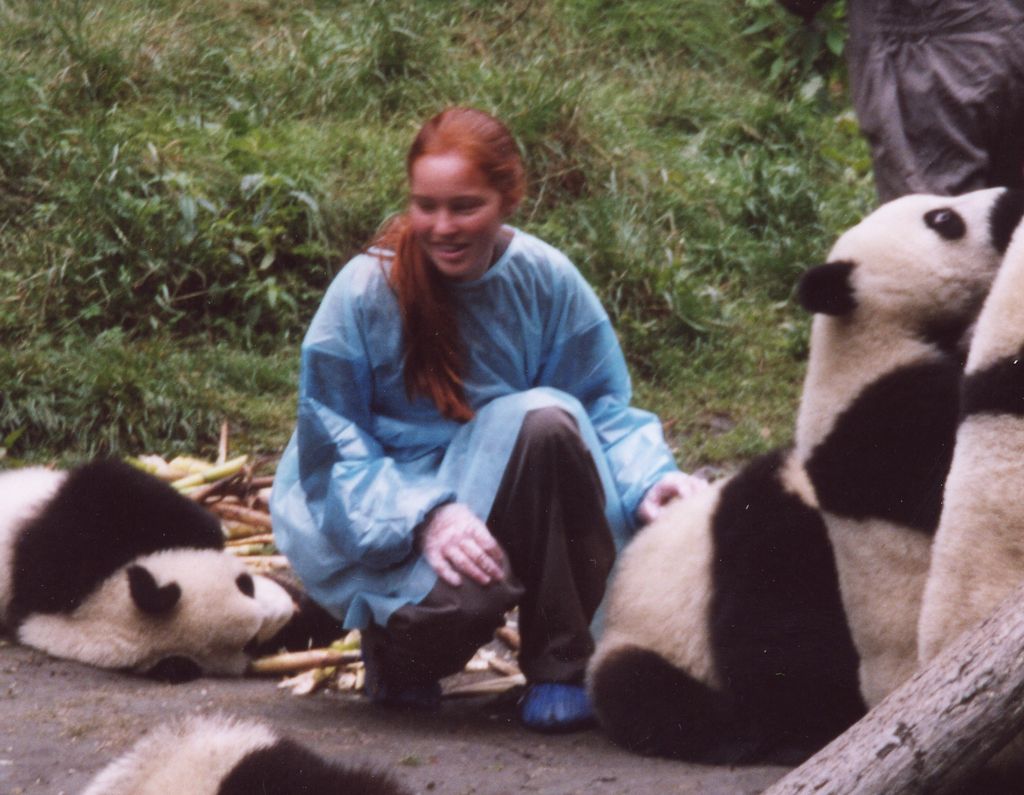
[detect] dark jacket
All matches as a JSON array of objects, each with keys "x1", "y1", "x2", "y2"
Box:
[{"x1": 778, "y1": 0, "x2": 1024, "y2": 200}]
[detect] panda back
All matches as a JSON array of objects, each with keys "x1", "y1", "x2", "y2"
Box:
[{"x1": 8, "y1": 459, "x2": 223, "y2": 626}]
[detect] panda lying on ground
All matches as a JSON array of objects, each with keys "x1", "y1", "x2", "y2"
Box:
[
  {"x1": 0, "y1": 459, "x2": 312, "y2": 681},
  {"x1": 82, "y1": 714, "x2": 410, "y2": 795},
  {"x1": 587, "y1": 187, "x2": 1024, "y2": 763}
]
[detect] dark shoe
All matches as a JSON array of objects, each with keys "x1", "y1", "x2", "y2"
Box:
[
  {"x1": 366, "y1": 679, "x2": 442, "y2": 710},
  {"x1": 519, "y1": 682, "x2": 595, "y2": 733},
  {"x1": 362, "y1": 641, "x2": 441, "y2": 710}
]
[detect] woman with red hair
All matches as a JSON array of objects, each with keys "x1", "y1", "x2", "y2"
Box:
[{"x1": 271, "y1": 107, "x2": 705, "y2": 732}]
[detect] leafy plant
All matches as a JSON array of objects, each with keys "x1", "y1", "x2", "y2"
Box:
[{"x1": 742, "y1": 0, "x2": 848, "y2": 101}]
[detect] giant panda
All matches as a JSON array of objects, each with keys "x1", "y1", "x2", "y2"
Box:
[
  {"x1": 0, "y1": 459, "x2": 298, "y2": 681},
  {"x1": 587, "y1": 447, "x2": 864, "y2": 763},
  {"x1": 795, "y1": 187, "x2": 1024, "y2": 707},
  {"x1": 586, "y1": 187, "x2": 1024, "y2": 763},
  {"x1": 82, "y1": 713, "x2": 410, "y2": 795},
  {"x1": 918, "y1": 192, "x2": 1024, "y2": 659},
  {"x1": 916, "y1": 193, "x2": 1024, "y2": 779}
]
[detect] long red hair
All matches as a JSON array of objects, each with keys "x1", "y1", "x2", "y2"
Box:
[{"x1": 373, "y1": 108, "x2": 525, "y2": 422}]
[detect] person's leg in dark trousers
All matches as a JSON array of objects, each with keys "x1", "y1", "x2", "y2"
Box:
[
  {"x1": 362, "y1": 564, "x2": 522, "y2": 705},
  {"x1": 362, "y1": 406, "x2": 615, "y2": 718},
  {"x1": 486, "y1": 406, "x2": 616, "y2": 685}
]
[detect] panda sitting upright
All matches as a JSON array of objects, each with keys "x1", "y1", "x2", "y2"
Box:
[
  {"x1": 796, "y1": 187, "x2": 1024, "y2": 707},
  {"x1": 0, "y1": 459, "x2": 297, "y2": 681},
  {"x1": 587, "y1": 447, "x2": 862, "y2": 763},
  {"x1": 587, "y1": 187, "x2": 1024, "y2": 763}
]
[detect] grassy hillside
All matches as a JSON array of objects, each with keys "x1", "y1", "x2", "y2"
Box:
[{"x1": 0, "y1": 0, "x2": 871, "y2": 469}]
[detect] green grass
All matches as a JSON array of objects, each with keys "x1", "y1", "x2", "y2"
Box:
[{"x1": 0, "y1": 0, "x2": 871, "y2": 469}]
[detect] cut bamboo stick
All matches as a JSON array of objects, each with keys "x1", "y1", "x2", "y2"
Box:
[
  {"x1": 208, "y1": 502, "x2": 272, "y2": 529},
  {"x1": 249, "y1": 648, "x2": 361, "y2": 676},
  {"x1": 171, "y1": 455, "x2": 248, "y2": 491}
]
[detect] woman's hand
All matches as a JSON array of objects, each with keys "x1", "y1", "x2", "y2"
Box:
[
  {"x1": 416, "y1": 503, "x2": 506, "y2": 587},
  {"x1": 636, "y1": 471, "x2": 710, "y2": 526}
]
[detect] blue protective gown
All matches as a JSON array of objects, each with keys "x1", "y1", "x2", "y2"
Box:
[{"x1": 270, "y1": 228, "x2": 679, "y2": 629}]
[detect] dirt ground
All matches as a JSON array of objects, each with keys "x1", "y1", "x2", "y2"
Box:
[{"x1": 0, "y1": 640, "x2": 791, "y2": 795}]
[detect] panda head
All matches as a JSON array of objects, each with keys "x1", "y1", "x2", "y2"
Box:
[
  {"x1": 798, "y1": 189, "x2": 1024, "y2": 350},
  {"x1": 16, "y1": 548, "x2": 296, "y2": 682}
]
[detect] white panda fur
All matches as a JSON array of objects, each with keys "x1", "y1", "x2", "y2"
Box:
[
  {"x1": 587, "y1": 448, "x2": 864, "y2": 763},
  {"x1": 920, "y1": 194, "x2": 1024, "y2": 658},
  {"x1": 0, "y1": 459, "x2": 297, "y2": 681},
  {"x1": 795, "y1": 188, "x2": 1024, "y2": 707},
  {"x1": 82, "y1": 713, "x2": 409, "y2": 795}
]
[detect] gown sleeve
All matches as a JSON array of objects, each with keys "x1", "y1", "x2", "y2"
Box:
[
  {"x1": 536, "y1": 259, "x2": 679, "y2": 527},
  {"x1": 287, "y1": 262, "x2": 455, "y2": 570}
]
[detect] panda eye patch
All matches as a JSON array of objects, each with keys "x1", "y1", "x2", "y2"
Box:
[
  {"x1": 924, "y1": 208, "x2": 966, "y2": 240},
  {"x1": 236, "y1": 573, "x2": 255, "y2": 597}
]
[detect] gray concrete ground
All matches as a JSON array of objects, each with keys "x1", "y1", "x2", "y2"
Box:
[{"x1": 0, "y1": 641, "x2": 790, "y2": 795}]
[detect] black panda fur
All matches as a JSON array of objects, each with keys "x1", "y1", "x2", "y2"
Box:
[
  {"x1": 588, "y1": 449, "x2": 863, "y2": 764},
  {"x1": 804, "y1": 359, "x2": 961, "y2": 533},
  {"x1": 220, "y1": 737, "x2": 406, "y2": 795},
  {"x1": 81, "y1": 714, "x2": 410, "y2": 795},
  {"x1": 794, "y1": 188, "x2": 1024, "y2": 707},
  {"x1": 0, "y1": 460, "x2": 300, "y2": 679},
  {"x1": 7, "y1": 459, "x2": 223, "y2": 625}
]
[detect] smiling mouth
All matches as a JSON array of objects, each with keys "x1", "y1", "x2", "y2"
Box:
[{"x1": 431, "y1": 243, "x2": 468, "y2": 259}]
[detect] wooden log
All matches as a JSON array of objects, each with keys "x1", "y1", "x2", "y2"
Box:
[{"x1": 764, "y1": 582, "x2": 1024, "y2": 795}]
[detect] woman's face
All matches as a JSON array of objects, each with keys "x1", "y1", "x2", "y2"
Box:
[{"x1": 409, "y1": 151, "x2": 509, "y2": 282}]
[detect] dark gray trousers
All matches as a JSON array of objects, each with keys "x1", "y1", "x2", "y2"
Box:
[{"x1": 363, "y1": 407, "x2": 616, "y2": 688}]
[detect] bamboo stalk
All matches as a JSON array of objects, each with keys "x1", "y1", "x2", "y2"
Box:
[
  {"x1": 172, "y1": 455, "x2": 248, "y2": 491},
  {"x1": 222, "y1": 520, "x2": 268, "y2": 540},
  {"x1": 495, "y1": 625, "x2": 520, "y2": 651},
  {"x1": 225, "y1": 543, "x2": 273, "y2": 556},
  {"x1": 217, "y1": 420, "x2": 229, "y2": 465},
  {"x1": 208, "y1": 502, "x2": 272, "y2": 529},
  {"x1": 186, "y1": 472, "x2": 243, "y2": 503},
  {"x1": 239, "y1": 555, "x2": 290, "y2": 572},
  {"x1": 249, "y1": 648, "x2": 361, "y2": 676},
  {"x1": 225, "y1": 533, "x2": 275, "y2": 547},
  {"x1": 487, "y1": 656, "x2": 521, "y2": 677},
  {"x1": 445, "y1": 674, "x2": 526, "y2": 698}
]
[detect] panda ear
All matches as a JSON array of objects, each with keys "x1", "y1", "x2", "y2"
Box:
[
  {"x1": 797, "y1": 260, "x2": 857, "y2": 316},
  {"x1": 127, "y1": 565, "x2": 181, "y2": 615}
]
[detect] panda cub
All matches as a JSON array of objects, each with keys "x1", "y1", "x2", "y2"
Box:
[
  {"x1": 796, "y1": 187, "x2": 1024, "y2": 707},
  {"x1": 915, "y1": 191, "x2": 1024, "y2": 783},
  {"x1": 587, "y1": 448, "x2": 863, "y2": 764},
  {"x1": 587, "y1": 187, "x2": 1024, "y2": 764},
  {"x1": 82, "y1": 714, "x2": 410, "y2": 795},
  {"x1": 0, "y1": 459, "x2": 296, "y2": 681},
  {"x1": 918, "y1": 191, "x2": 1024, "y2": 661}
]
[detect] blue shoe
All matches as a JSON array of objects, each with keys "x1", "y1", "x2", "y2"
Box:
[{"x1": 519, "y1": 683, "x2": 595, "y2": 733}]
